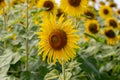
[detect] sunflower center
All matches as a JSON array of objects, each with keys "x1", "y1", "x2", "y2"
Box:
[
  {"x1": 109, "y1": 20, "x2": 117, "y2": 28},
  {"x1": 91, "y1": 0, "x2": 96, "y2": 2},
  {"x1": 43, "y1": 1, "x2": 54, "y2": 11},
  {"x1": 99, "y1": 1, "x2": 105, "y2": 5},
  {"x1": 110, "y1": 3, "x2": 117, "y2": 8},
  {"x1": 105, "y1": 30, "x2": 116, "y2": 38},
  {"x1": 88, "y1": 23, "x2": 98, "y2": 34},
  {"x1": 68, "y1": 0, "x2": 81, "y2": 7},
  {"x1": 0, "y1": 0, "x2": 4, "y2": 3},
  {"x1": 118, "y1": 10, "x2": 120, "y2": 14},
  {"x1": 49, "y1": 29, "x2": 67, "y2": 50},
  {"x1": 103, "y1": 9, "x2": 109, "y2": 15}
]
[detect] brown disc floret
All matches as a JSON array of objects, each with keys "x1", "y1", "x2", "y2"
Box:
[{"x1": 49, "y1": 29, "x2": 67, "y2": 50}]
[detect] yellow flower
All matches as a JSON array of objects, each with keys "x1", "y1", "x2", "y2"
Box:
[
  {"x1": 85, "y1": 20, "x2": 99, "y2": 41},
  {"x1": 85, "y1": 20, "x2": 100, "y2": 35},
  {"x1": 6, "y1": 26, "x2": 13, "y2": 31},
  {"x1": 109, "y1": 2, "x2": 117, "y2": 8},
  {"x1": 106, "y1": 17, "x2": 119, "y2": 29},
  {"x1": 37, "y1": 0, "x2": 57, "y2": 17},
  {"x1": 99, "y1": 5, "x2": 113, "y2": 19},
  {"x1": 99, "y1": 1, "x2": 105, "y2": 6},
  {"x1": 83, "y1": 34, "x2": 90, "y2": 42},
  {"x1": 9, "y1": 34, "x2": 17, "y2": 40},
  {"x1": 22, "y1": 12, "x2": 26, "y2": 18},
  {"x1": 11, "y1": 34, "x2": 17, "y2": 40},
  {"x1": 10, "y1": 0, "x2": 25, "y2": 6},
  {"x1": 0, "y1": 10, "x2": 3, "y2": 15},
  {"x1": 37, "y1": 14, "x2": 80, "y2": 64},
  {"x1": 84, "y1": 7, "x2": 96, "y2": 20},
  {"x1": 104, "y1": 28, "x2": 119, "y2": 45},
  {"x1": 116, "y1": 9, "x2": 120, "y2": 16},
  {"x1": 0, "y1": 0, "x2": 6, "y2": 8},
  {"x1": 105, "y1": 0, "x2": 109, "y2": 2},
  {"x1": 60, "y1": 0, "x2": 88, "y2": 17},
  {"x1": 91, "y1": 0, "x2": 96, "y2": 3},
  {"x1": 34, "y1": 20, "x2": 39, "y2": 25}
]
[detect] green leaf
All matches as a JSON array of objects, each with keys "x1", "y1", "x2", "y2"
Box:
[
  {"x1": 0, "y1": 75, "x2": 20, "y2": 80},
  {"x1": 11, "y1": 52, "x2": 21, "y2": 64},
  {"x1": 0, "y1": 53, "x2": 12, "y2": 68},
  {"x1": 84, "y1": 33, "x2": 105, "y2": 43},
  {"x1": 66, "y1": 60, "x2": 80, "y2": 71},
  {"x1": 38, "y1": 7, "x2": 48, "y2": 12},
  {"x1": 0, "y1": 65, "x2": 10, "y2": 76},
  {"x1": 58, "y1": 72, "x2": 72, "y2": 80},
  {"x1": 20, "y1": 71, "x2": 31, "y2": 80},
  {"x1": 99, "y1": 62, "x2": 114, "y2": 72},
  {"x1": 44, "y1": 69, "x2": 59, "y2": 80},
  {"x1": 78, "y1": 54, "x2": 101, "y2": 79},
  {"x1": 0, "y1": 51, "x2": 13, "y2": 75},
  {"x1": 0, "y1": 49, "x2": 21, "y2": 75}
]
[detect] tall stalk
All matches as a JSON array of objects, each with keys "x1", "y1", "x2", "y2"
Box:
[
  {"x1": 62, "y1": 60, "x2": 66, "y2": 80},
  {"x1": 25, "y1": 0, "x2": 29, "y2": 71},
  {"x1": 3, "y1": 8, "x2": 7, "y2": 49},
  {"x1": 3, "y1": 0, "x2": 11, "y2": 49}
]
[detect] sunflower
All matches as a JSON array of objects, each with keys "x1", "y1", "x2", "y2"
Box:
[
  {"x1": 84, "y1": 7, "x2": 96, "y2": 20},
  {"x1": 60, "y1": 0, "x2": 88, "y2": 17},
  {"x1": 0, "y1": 0, "x2": 6, "y2": 8},
  {"x1": 0, "y1": 0, "x2": 6, "y2": 15},
  {"x1": 37, "y1": 0, "x2": 57, "y2": 17},
  {"x1": 10, "y1": 34, "x2": 17, "y2": 40},
  {"x1": 106, "y1": 17, "x2": 119, "y2": 29},
  {"x1": 85, "y1": 20, "x2": 100, "y2": 35},
  {"x1": 116, "y1": 9, "x2": 120, "y2": 16},
  {"x1": 10, "y1": 0, "x2": 25, "y2": 6},
  {"x1": 0, "y1": 10, "x2": 3, "y2": 15},
  {"x1": 109, "y1": 2, "x2": 117, "y2": 8},
  {"x1": 104, "y1": 28, "x2": 119, "y2": 45},
  {"x1": 84, "y1": 20, "x2": 99, "y2": 41},
  {"x1": 91, "y1": 0, "x2": 96, "y2": 3},
  {"x1": 105, "y1": 0, "x2": 109, "y2": 2},
  {"x1": 37, "y1": 14, "x2": 80, "y2": 64},
  {"x1": 34, "y1": 19, "x2": 39, "y2": 25},
  {"x1": 99, "y1": 1, "x2": 105, "y2": 6},
  {"x1": 99, "y1": 5, "x2": 113, "y2": 19},
  {"x1": 83, "y1": 34, "x2": 90, "y2": 42}
]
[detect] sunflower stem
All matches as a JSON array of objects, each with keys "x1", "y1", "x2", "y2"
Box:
[
  {"x1": 3, "y1": 8, "x2": 7, "y2": 49},
  {"x1": 25, "y1": 0, "x2": 29, "y2": 71},
  {"x1": 75, "y1": 17, "x2": 78, "y2": 29},
  {"x1": 62, "y1": 60, "x2": 66, "y2": 80}
]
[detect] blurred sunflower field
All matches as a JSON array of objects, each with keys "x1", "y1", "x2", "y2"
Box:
[{"x1": 0, "y1": 0, "x2": 120, "y2": 80}]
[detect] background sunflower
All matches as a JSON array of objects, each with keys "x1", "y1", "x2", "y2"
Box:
[
  {"x1": 99, "y1": 5, "x2": 113, "y2": 19},
  {"x1": 104, "y1": 28, "x2": 119, "y2": 45},
  {"x1": 60, "y1": 0, "x2": 88, "y2": 16},
  {"x1": 84, "y1": 6, "x2": 96, "y2": 20},
  {"x1": 106, "y1": 17, "x2": 119, "y2": 29},
  {"x1": 85, "y1": 20, "x2": 100, "y2": 35},
  {"x1": 116, "y1": 9, "x2": 120, "y2": 16},
  {"x1": 37, "y1": 0, "x2": 57, "y2": 17},
  {"x1": 0, "y1": 0, "x2": 6, "y2": 8}
]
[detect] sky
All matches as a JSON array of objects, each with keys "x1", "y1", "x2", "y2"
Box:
[
  {"x1": 115, "y1": 0, "x2": 120, "y2": 8},
  {"x1": 55, "y1": 0, "x2": 120, "y2": 8}
]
